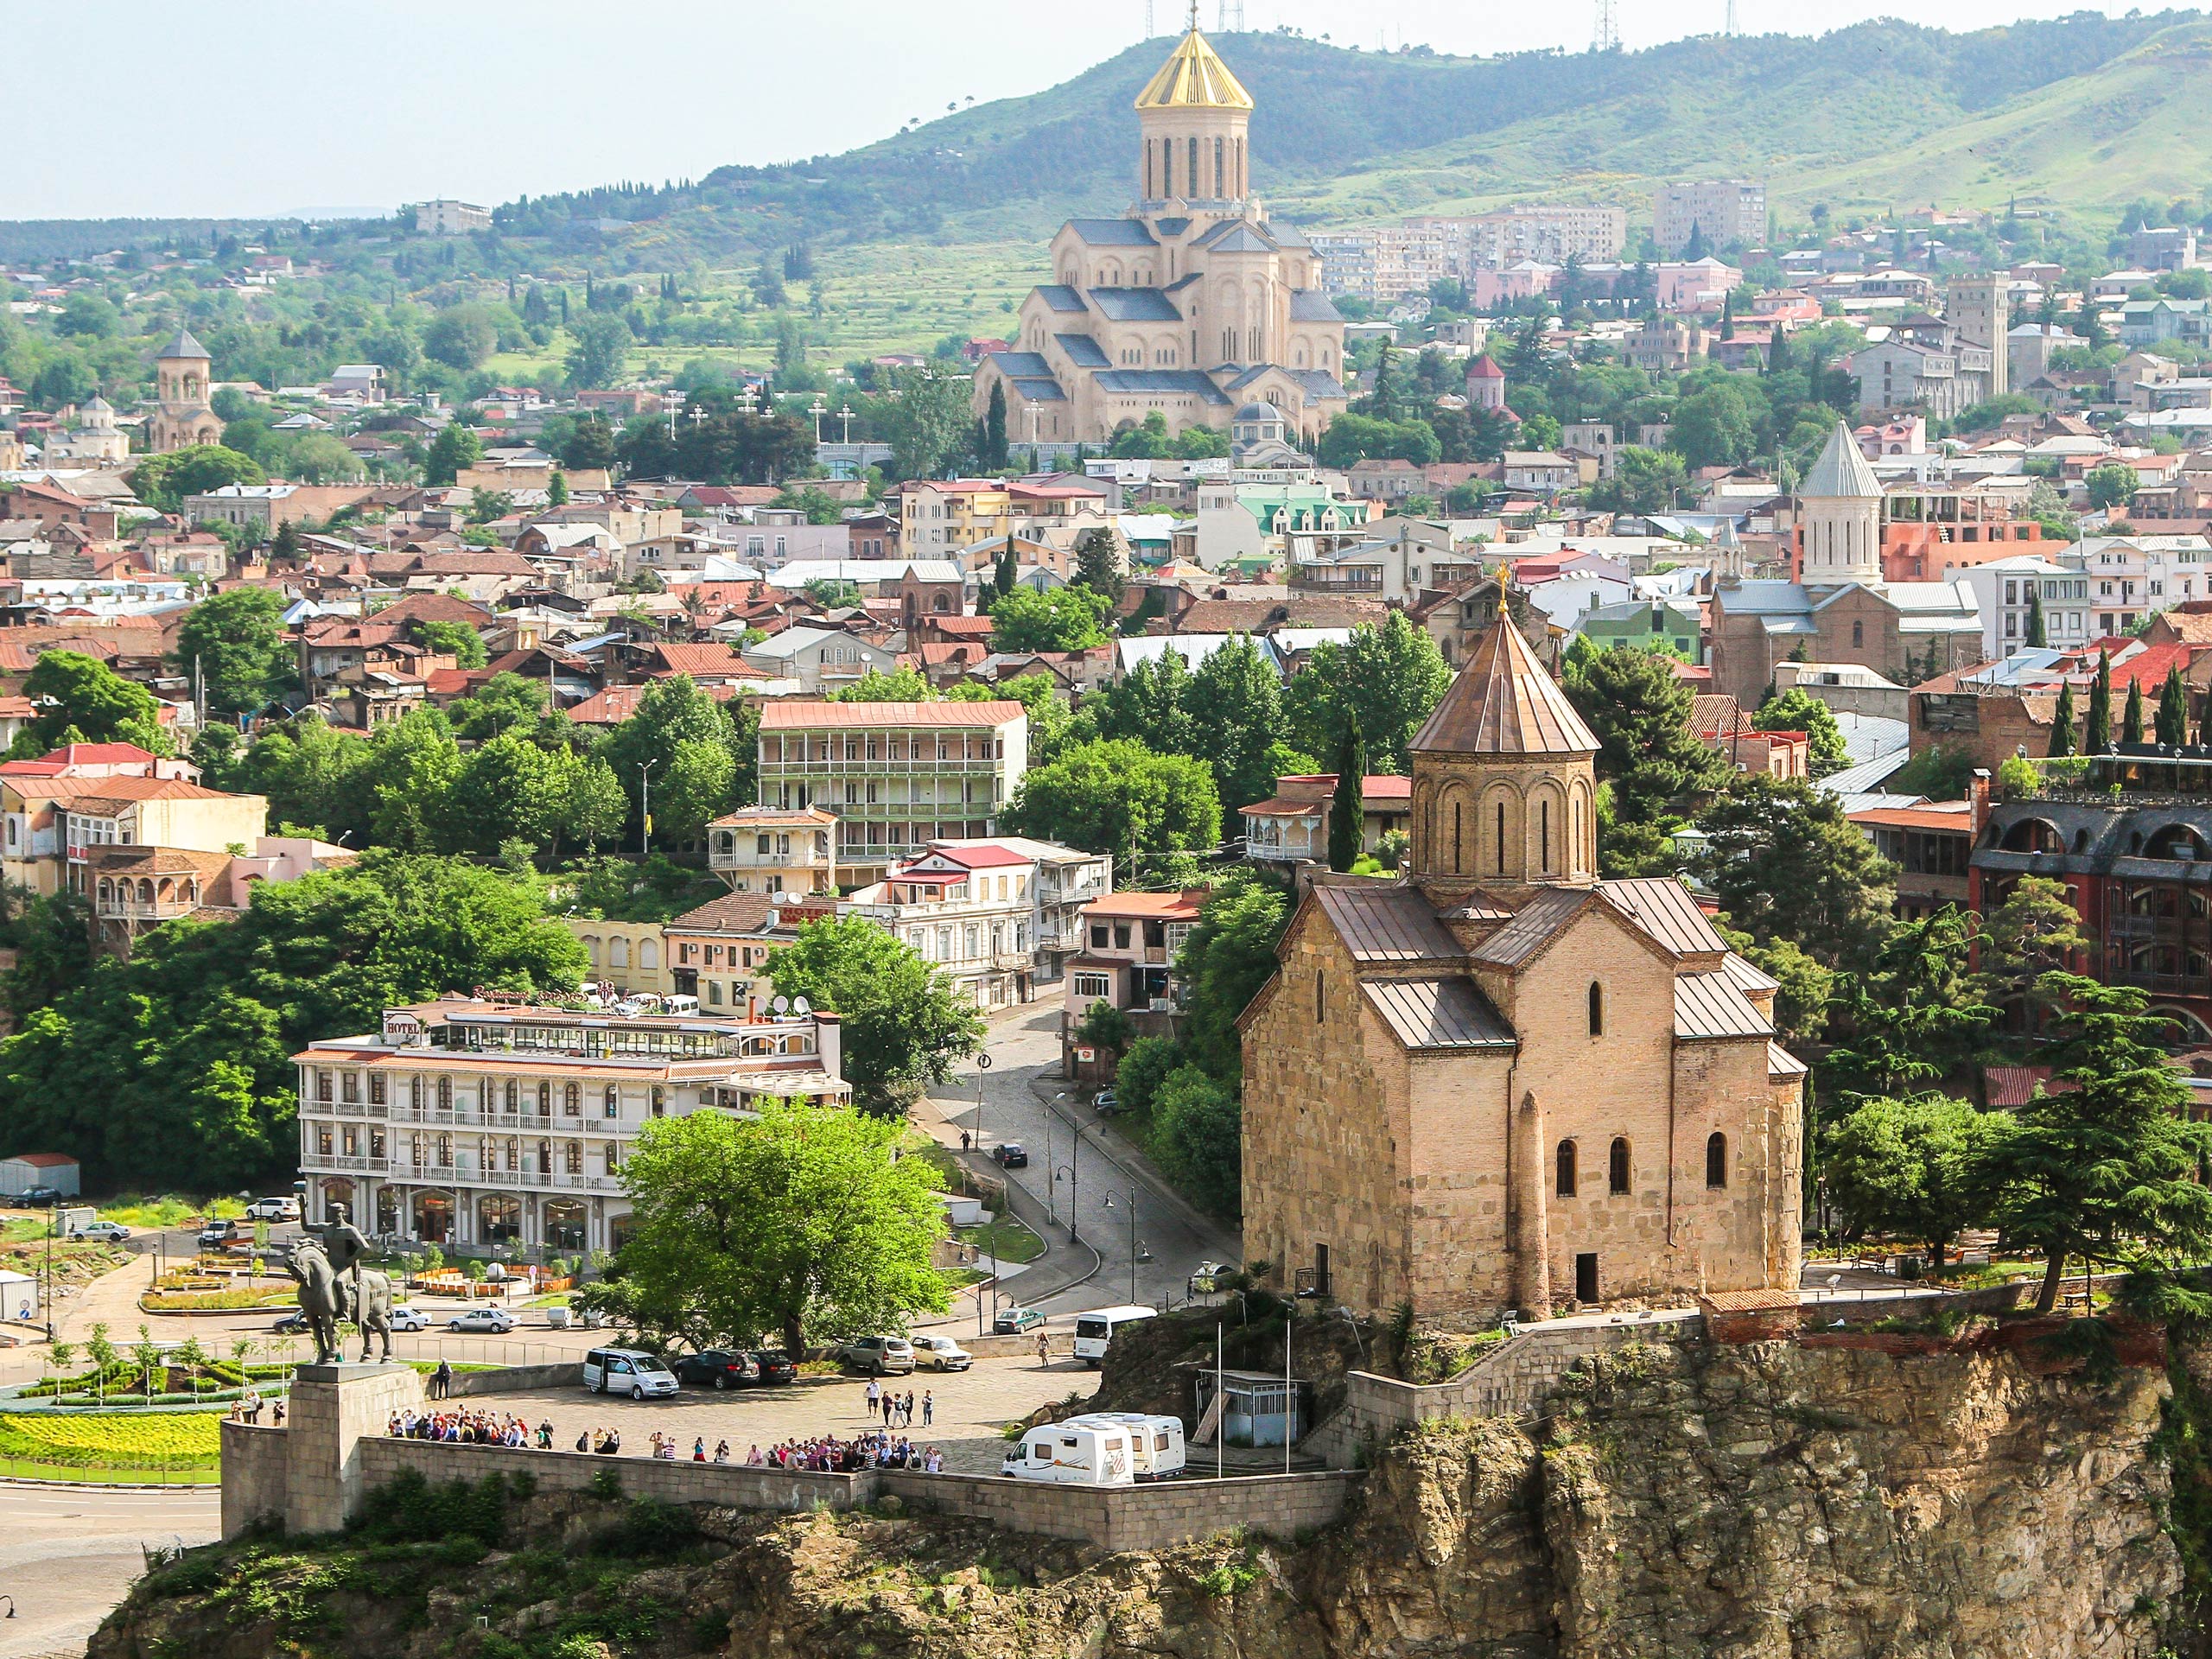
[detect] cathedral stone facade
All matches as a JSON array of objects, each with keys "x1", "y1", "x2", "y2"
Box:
[
  {"x1": 1239, "y1": 619, "x2": 1805, "y2": 1326},
  {"x1": 973, "y1": 24, "x2": 1349, "y2": 448}
]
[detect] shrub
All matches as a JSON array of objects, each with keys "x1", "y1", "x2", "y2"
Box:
[
  {"x1": 352, "y1": 1468, "x2": 531, "y2": 1547},
  {"x1": 1150, "y1": 1065, "x2": 1242, "y2": 1216},
  {"x1": 1113, "y1": 1036, "x2": 1180, "y2": 1117}
]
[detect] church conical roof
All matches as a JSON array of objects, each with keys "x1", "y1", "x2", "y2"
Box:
[
  {"x1": 157, "y1": 328, "x2": 212, "y2": 361},
  {"x1": 1135, "y1": 28, "x2": 1254, "y2": 111},
  {"x1": 1802, "y1": 418, "x2": 1879, "y2": 500},
  {"x1": 1412, "y1": 616, "x2": 1599, "y2": 757}
]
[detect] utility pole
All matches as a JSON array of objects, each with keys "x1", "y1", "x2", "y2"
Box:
[
  {"x1": 1592, "y1": 0, "x2": 1619, "y2": 51},
  {"x1": 638, "y1": 758, "x2": 658, "y2": 858}
]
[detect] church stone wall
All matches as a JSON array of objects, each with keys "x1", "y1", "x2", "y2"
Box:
[{"x1": 1403, "y1": 1048, "x2": 1515, "y2": 1322}]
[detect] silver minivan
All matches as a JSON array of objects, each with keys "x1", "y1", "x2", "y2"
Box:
[{"x1": 582, "y1": 1347, "x2": 679, "y2": 1400}]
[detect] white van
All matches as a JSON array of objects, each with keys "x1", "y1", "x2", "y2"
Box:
[
  {"x1": 1002, "y1": 1420, "x2": 1137, "y2": 1485},
  {"x1": 662, "y1": 995, "x2": 700, "y2": 1016},
  {"x1": 1071, "y1": 1305, "x2": 1156, "y2": 1367},
  {"x1": 582, "y1": 1347, "x2": 678, "y2": 1399},
  {"x1": 1063, "y1": 1412, "x2": 1185, "y2": 1480}
]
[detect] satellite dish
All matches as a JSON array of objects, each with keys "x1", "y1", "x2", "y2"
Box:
[
  {"x1": 793, "y1": 996, "x2": 811, "y2": 1014},
  {"x1": 771, "y1": 995, "x2": 789, "y2": 1014}
]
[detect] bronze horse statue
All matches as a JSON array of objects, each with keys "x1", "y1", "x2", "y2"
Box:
[{"x1": 283, "y1": 1238, "x2": 397, "y2": 1364}]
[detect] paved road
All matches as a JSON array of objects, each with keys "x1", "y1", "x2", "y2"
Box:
[
  {"x1": 0, "y1": 1485, "x2": 217, "y2": 1659},
  {"x1": 931, "y1": 1005, "x2": 1239, "y2": 1321}
]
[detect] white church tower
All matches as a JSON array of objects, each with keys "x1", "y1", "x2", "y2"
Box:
[{"x1": 1799, "y1": 419, "x2": 1885, "y2": 588}]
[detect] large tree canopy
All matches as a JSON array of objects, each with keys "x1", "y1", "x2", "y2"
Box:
[{"x1": 766, "y1": 915, "x2": 985, "y2": 1113}]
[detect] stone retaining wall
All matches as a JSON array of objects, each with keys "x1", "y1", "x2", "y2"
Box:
[
  {"x1": 446, "y1": 1363, "x2": 580, "y2": 1397},
  {"x1": 359, "y1": 1436, "x2": 866, "y2": 1514},
  {"x1": 881, "y1": 1468, "x2": 1362, "y2": 1552},
  {"x1": 219, "y1": 1420, "x2": 287, "y2": 1538}
]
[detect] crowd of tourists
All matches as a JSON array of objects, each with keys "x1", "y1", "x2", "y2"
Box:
[
  {"x1": 754, "y1": 1430, "x2": 944, "y2": 1473},
  {"x1": 389, "y1": 1408, "x2": 555, "y2": 1447}
]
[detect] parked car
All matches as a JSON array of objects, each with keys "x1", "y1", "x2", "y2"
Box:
[
  {"x1": 582, "y1": 1347, "x2": 679, "y2": 1399},
  {"x1": 272, "y1": 1310, "x2": 313, "y2": 1334},
  {"x1": 747, "y1": 1349, "x2": 798, "y2": 1384},
  {"x1": 991, "y1": 1141, "x2": 1029, "y2": 1168},
  {"x1": 197, "y1": 1220, "x2": 242, "y2": 1249},
  {"x1": 244, "y1": 1197, "x2": 300, "y2": 1222},
  {"x1": 831, "y1": 1335, "x2": 916, "y2": 1376},
  {"x1": 389, "y1": 1303, "x2": 429, "y2": 1332},
  {"x1": 14, "y1": 1187, "x2": 66, "y2": 1208},
  {"x1": 671, "y1": 1349, "x2": 759, "y2": 1390},
  {"x1": 993, "y1": 1306, "x2": 1046, "y2": 1336},
  {"x1": 70, "y1": 1220, "x2": 130, "y2": 1243},
  {"x1": 447, "y1": 1307, "x2": 515, "y2": 1334},
  {"x1": 1186, "y1": 1262, "x2": 1226, "y2": 1296},
  {"x1": 912, "y1": 1334, "x2": 972, "y2": 1371},
  {"x1": 1093, "y1": 1089, "x2": 1120, "y2": 1116}
]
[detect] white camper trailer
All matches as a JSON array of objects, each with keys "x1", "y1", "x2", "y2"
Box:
[
  {"x1": 1002, "y1": 1420, "x2": 1138, "y2": 1485},
  {"x1": 1062, "y1": 1412, "x2": 1185, "y2": 1480}
]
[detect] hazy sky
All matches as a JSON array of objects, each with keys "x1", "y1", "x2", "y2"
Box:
[{"x1": 11, "y1": 0, "x2": 2156, "y2": 220}]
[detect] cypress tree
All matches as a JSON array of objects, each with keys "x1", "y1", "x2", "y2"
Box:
[
  {"x1": 2158, "y1": 664, "x2": 2190, "y2": 747},
  {"x1": 2123, "y1": 677, "x2": 2146, "y2": 746},
  {"x1": 2086, "y1": 652, "x2": 2113, "y2": 752},
  {"x1": 984, "y1": 381, "x2": 1008, "y2": 470},
  {"x1": 2050, "y1": 680, "x2": 2077, "y2": 757},
  {"x1": 1328, "y1": 714, "x2": 1366, "y2": 874},
  {"x1": 2025, "y1": 587, "x2": 2046, "y2": 648}
]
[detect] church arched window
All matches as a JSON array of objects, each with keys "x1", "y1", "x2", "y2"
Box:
[
  {"x1": 1452, "y1": 801, "x2": 1463, "y2": 873},
  {"x1": 1496, "y1": 801, "x2": 1507, "y2": 874},
  {"x1": 1188, "y1": 137, "x2": 1199, "y2": 198},
  {"x1": 1609, "y1": 1137, "x2": 1630, "y2": 1194},
  {"x1": 1555, "y1": 1140, "x2": 1577, "y2": 1198},
  {"x1": 1214, "y1": 136, "x2": 1224, "y2": 196},
  {"x1": 1313, "y1": 969, "x2": 1325, "y2": 1024},
  {"x1": 1540, "y1": 798, "x2": 1552, "y2": 873},
  {"x1": 1587, "y1": 982, "x2": 1603, "y2": 1037},
  {"x1": 1707, "y1": 1133, "x2": 1728, "y2": 1189}
]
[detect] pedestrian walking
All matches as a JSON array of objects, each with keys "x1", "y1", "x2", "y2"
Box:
[
  {"x1": 922, "y1": 1389, "x2": 933, "y2": 1427},
  {"x1": 880, "y1": 1390, "x2": 893, "y2": 1426},
  {"x1": 432, "y1": 1359, "x2": 454, "y2": 1400},
  {"x1": 865, "y1": 1375, "x2": 880, "y2": 1415},
  {"x1": 903, "y1": 1390, "x2": 915, "y2": 1426},
  {"x1": 575, "y1": 1429, "x2": 591, "y2": 1452},
  {"x1": 1036, "y1": 1332, "x2": 1051, "y2": 1369}
]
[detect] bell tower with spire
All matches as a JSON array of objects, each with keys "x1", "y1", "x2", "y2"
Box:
[{"x1": 1134, "y1": 5, "x2": 1254, "y2": 213}]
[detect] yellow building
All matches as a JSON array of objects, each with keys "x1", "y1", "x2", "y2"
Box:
[
  {"x1": 973, "y1": 22, "x2": 1348, "y2": 448},
  {"x1": 2, "y1": 771, "x2": 268, "y2": 898},
  {"x1": 564, "y1": 918, "x2": 673, "y2": 998},
  {"x1": 895, "y1": 480, "x2": 1012, "y2": 560},
  {"x1": 1238, "y1": 618, "x2": 1803, "y2": 1326}
]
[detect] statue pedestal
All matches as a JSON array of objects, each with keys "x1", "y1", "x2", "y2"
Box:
[{"x1": 283, "y1": 1363, "x2": 424, "y2": 1536}]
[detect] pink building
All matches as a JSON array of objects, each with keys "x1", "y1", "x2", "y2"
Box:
[
  {"x1": 1471, "y1": 263, "x2": 1561, "y2": 309},
  {"x1": 1656, "y1": 257, "x2": 1745, "y2": 314}
]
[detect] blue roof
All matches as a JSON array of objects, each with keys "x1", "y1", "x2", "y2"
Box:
[
  {"x1": 1270, "y1": 220, "x2": 1313, "y2": 249},
  {"x1": 1008, "y1": 378, "x2": 1068, "y2": 404},
  {"x1": 1055, "y1": 334, "x2": 1110, "y2": 369},
  {"x1": 987, "y1": 352, "x2": 1054, "y2": 378},
  {"x1": 1067, "y1": 218, "x2": 1157, "y2": 247},
  {"x1": 1199, "y1": 223, "x2": 1276, "y2": 253},
  {"x1": 1287, "y1": 368, "x2": 1349, "y2": 403},
  {"x1": 1153, "y1": 217, "x2": 1192, "y2": 238},
  {"x1": 1087, "y1": 287, "x2": 1183, "y2": 322},
  {"x1": 1094, "y1": 370, "x2": 1230, "y2": 406},
  {"x1": 1035, "y1": 285, "x2": 1087, "y2": 314},
  {"x1": 1719, "y1": 581, "x2": 1814, "y2": 616},
  {"x1": 1289, "y1": 290, "x2": 1343, "y2": 323}
]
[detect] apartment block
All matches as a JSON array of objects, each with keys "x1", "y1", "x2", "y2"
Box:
[{"x1": 1653, "y1": 181, "x2": 1767, "y2": 256}]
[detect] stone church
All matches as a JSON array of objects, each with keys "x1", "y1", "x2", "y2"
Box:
[
  {"x1": 1238, "y1": 618, "x2": 1805, "y2": 1325},
  {"x1": 146, "y1": 330, "x2": 223, "y2": 454},
  {"x1": 972, "y1": 19, "x2": 1349, "y2": 448}
]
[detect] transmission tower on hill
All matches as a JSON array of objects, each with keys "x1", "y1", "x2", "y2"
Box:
[
  {"x1": 1726, "y1": 0, "x2": 1739, "y2": 35},
  {"x1": 1593, "y1": 0, "x2": 1621, "y2": 52}
]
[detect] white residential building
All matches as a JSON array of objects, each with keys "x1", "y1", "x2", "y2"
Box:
[
  {"x1": 933, "y1": 834, "x2": 1112, "y2": 983},
  {"x1": 738, "y1": 626, "x2": 900, "y2": 695},
  {"x1": 294, "y1": 998, "x2": 849, "y2": 1255},
  {"x1": 846, "y1": 842, "x2": 1040, "y2": 1007},
  {"x1": 707, "y1": 805, "x2": 842, "y2": 894},
  {"x1": 1953, "y1": 555, "x2": 2090, "y2": 659}
]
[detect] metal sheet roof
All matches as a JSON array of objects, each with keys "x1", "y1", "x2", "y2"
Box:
[
  {"x1": 1309, "y1": 882, "x2": 1465, "y2": 963},
  {"x1": 1362, "y1": 977, "x2": 1517, "y2": 1052},
  {"x1": 1468, "y1": 887, "x2": 1591, "y2": 969},
  {"x1": 1767, "y1": 1042, "x2": 1809, "y2": 1079},
  {"x1": 1720, "y1": 952, "x2": 1781, "y2": 994},
  {"x1": 1675, "y1": 971, "x2": 1775, "y2": 1040},
  {"x1": 1411, "y1": 615, "x2": 1599, "y2": 757},
  {"x1": 1599, "y1": 877, "x2": 1728, "y2": 958}
]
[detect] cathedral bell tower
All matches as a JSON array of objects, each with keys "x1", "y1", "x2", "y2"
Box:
[
  {"x1": 1408, "y1": 616, "x2": 1600, "y2": 899},
  {"x1": 1798, "y1": 418, "x2": 1885, "y2": 588},
  {"x1": 1134, "y1": 8, "x2": 1253, "y2": 211}
]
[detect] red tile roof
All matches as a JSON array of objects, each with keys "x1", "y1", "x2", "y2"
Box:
[{"x1": 758, "y1": 700, "x2": 1025, "y2": 729}]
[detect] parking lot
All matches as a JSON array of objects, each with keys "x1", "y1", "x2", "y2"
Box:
[{"x1": 442, "y1": 1353, "x2": 1093, "y2": 1475}]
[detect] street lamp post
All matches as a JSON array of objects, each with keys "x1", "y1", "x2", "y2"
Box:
[
  {"x1": 810, "y1": 397, "x2": 828, "y2": 443},
  {"x1": 836, "y1": 404, "x2": 855, "y2": 444},
  {"x1": 1102, "y1": 1185, "x2": 1143, "y2": 1305},
  {"x1": 638, "y1": 758, "x2": 660, "y2": 859}
]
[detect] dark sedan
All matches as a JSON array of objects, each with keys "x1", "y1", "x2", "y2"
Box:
[
  {"x1": 670, "y1": 1350, "x2": 758, "y2": 1389},
  {"x1": 991, "y1": 1141, "x2": 1029, "y2": 1168},
  {"x1": 747, "y1": 1350, "x2": 799, "y2": 1384}
]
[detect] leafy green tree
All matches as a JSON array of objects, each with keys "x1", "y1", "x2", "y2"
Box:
[
  {"x1": 1668, "y1": 379, "x2": 1759, "y2": 470},
  {"x1": 988, "y1": 586, "x2": 1110, "y2": 652},
  {"x1": 831, "y1": 667, "x2": 936, "y2": 702},
  {"x1": 952, "y1": 672, "x2": 1073, "y2": 764},
  {"x1": 1174, "y1": 872, "x2": 1287, "y2": 1086},
  {"x1": 2086, "y1": 651, "x2": 2113, "y2": 752},
  {"x1": 2158, "y1": 664, "x2": 2190, "y2": 747},
  {"x1": 2024, "y1": 587, "x2": 2047, "y2": 649},
  {"x1": 882, "y1": 366, "x2": 971, "y2": 480},
  {"x1": 423, "y1": 304, "x2": 500, "y2": 372},
  {"x1": 408, "y1": 617, "x2": 484, "y2": 671},
  {"x1": 1076, "y1": 999, "x2": 1133, "y2": 1055},
  {"x1": 982, "y1": 381, "x2": 1009, "y2": 469},
  {"x1": 233, "y1": 717, "x2": 372, "y2": 838},
  {"x1": 1561, "y1": 639, "x2": 1728, "y2": 872},
  {"x1": 1151, "y1": 1065, "x2": 1242, "y2": 1216},
  {"x1": 565, "y1": 314, "x2": 633, "y2": 390},
  {"x1": 20, "y1": 652, "x2": 158, "y2": 750},
  {"x1": 359, "y1": 710, "x2": 462, "y2": 852},
  {"x1": 2049, "y1": 679, "x2": 2077, "y2": 757},
  {"x1": 2085, "y1": 463, "x2": 2139, "y2": 512},
  {"x1": 1094, "y1": 645, "x2": 1194, "y2": 757},
  {"x1": 1185, "y1": 634, "x2": 1292, "y2": 814},
  {"x1": 1975, "y1": 875, "x2": 2088, "y2": 1020},
  {"x1": 992, "y1": 545, "x2": 1018, "y2": 602},
  {"x1": 766, "y1": 916, "x2": 985, "y2": 1113},
  {"x1": 1284, "y1": 613, "x2": 1450, "y2": 772},
  {"x1": 1003, "y1": 739, "x2": 1221, "y2": 868},
  {"x1": 1751, "y1": 686, "x2": 1847, "y2": 776},
  {"x1": 1072, "y1": 526, "x2": 1126, "y2": 605},
  {"x1": 561, "y1": 417, "x2": 618, "y2": 471},
  {"x1": 127, "y1": 446, "x2": 265, "y2": 513},
  {"x1": 1328, "y1": 715, "x2": 1365, "y2": 873},
  {"x1": 448, "y1": 675, "x2": 552, "y2": 744},
  {"x1": 1587, "y1": 446, "x2": 1688, "y2": 515},
  {"x1": 422, "y1": 423, "x2": 483, "y2": 487},
  {"x1": 1112, "y1": 1035, "x2": 1181, "y2": 1116},
  {"x1": 1819, "y1": 908, "x2": 1997, "y2": 1102},
  {"x1": 173, "y1": 588, "x2": 296, "y2": 719},
  {"x1": 1316, "y1": 412, "x2": 1440, "y2": 467},
  {"x1": 1694, "y1": 777, "x2": 1895, "y2": 969},
  {"x1": 1992, "y1": 975, "x2": 2212, "y2": 1313},
  {"x1": 590, "y1": 1103, "x2": 948, "y2": 1358},
  {"x1": 1821, "y1": 1095, "x2": 2013, "y2": 1265},
  {"x1": 595, "y1": 676, "x2": 744, "y2": 847}
]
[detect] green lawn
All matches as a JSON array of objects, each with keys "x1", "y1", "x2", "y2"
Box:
[{"x1": 958, "y1": 1214, "x2": 1046, "y2": 1266}]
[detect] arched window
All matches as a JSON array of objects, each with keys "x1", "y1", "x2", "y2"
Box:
[
  {"x1": 1496, "y1": 801, "x2": 1507, "y2": 874},
  {"x1": 603, "y1": 1084, "x2": 620, "y2": 1117},
  {"x1": 1587, "y1": 982, "x2": 1604, "y2": 1036},
  {"x1": 1313, "y1": 969, "x2": 1325, "y2": 1023},
  {"x1": 1540, "y1": 798, "x2": 1551, "y2": 871},
  {"x1": 436, "y1": 1076, "x2": 452, "y2": 1111},
  {"x1": 504, "y1": 1080, "x2": 518, "y2": 1112},
  {"x1": 563, "y1": 1083, "x2": 581, "y2": 1116},
  {"x1": 1452, "y1": 801, "x2": 1463, "y2": 872},
  {"x1": 639, "y1": 938, "x2": 658, "y2": 969},
  {"x1": 1706, "y1": 1132, "x2": 1728, "y2": 1189},
  {"x1": 1852, "y1": 619, "x2": 1864, "y2": 647},
  {"x1": 1555, "y1": 1140, "x2": 1577, "y2": 1197},
  {"x1": 537, "y1": 1080, "x2": 551, "y2": 1114},
  {"x1": 1188, "y1": 137, "x2": 1199, "y2": 199},
  {"x1": 1608, "y1": 1137, "x2": 1630, "y2": 1194}
]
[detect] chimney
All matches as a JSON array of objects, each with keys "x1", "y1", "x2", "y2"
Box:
[
  {"x1": 1970, "y1": 767, "x2": 1992, "y2": 835},
  {"x1": 815, "y1": 1010, "x2": 842, "y2": 1090}
]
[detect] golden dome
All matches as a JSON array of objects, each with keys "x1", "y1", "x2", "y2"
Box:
[{"x1": 1134, "y1": 28, "x2": 1254, "y2": 111}]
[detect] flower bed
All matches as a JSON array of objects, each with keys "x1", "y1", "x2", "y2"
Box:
[
  {"x1": 0, "y1": 1411, "x2": 219, "y2": 1471},
  {"x1": 140, "y1": 1287, "x2": 296, "y2": 1313}
]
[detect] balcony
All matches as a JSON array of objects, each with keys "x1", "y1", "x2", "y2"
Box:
[
  {"x1": 760, "y1": 755, "x2": 1001, "y2": 776},
  {"x1": 307, "y1": 1154, "x2": 391, "y2": 1174},
  {"x1": 96, "y1": 897, "x2": 201, "y2": 923},
  {"x1": 992, "y1": 950, "x2": 1033, "y2": 971}
]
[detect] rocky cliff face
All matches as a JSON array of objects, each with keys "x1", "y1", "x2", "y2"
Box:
[{"x1": 92, "y1": 1339, "x2": 2193, "y2": 1659}]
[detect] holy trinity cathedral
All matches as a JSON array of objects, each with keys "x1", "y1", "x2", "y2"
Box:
[
  {"x1": 1239, "y1": 619, "x2": 1805, "y2": 1327},
  {"x1": 972, "y1": 18, "x2": 1350, "y2": 447}
]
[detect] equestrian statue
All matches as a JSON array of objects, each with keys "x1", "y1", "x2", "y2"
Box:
[{"x1": 282, "y1": 1202, "x2": 396, "y2": 1364}]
